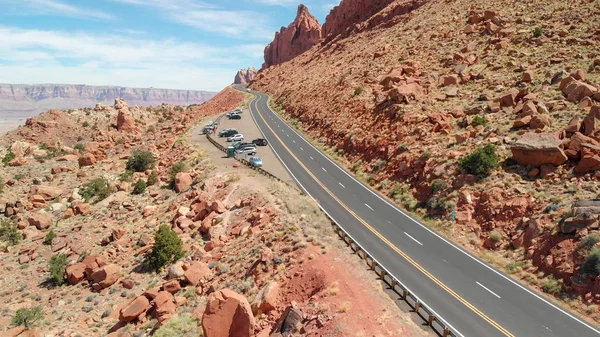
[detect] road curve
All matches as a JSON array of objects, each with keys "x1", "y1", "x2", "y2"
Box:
[{"x1": 240, "y1": 86, "x2": 600, "y2": 337}]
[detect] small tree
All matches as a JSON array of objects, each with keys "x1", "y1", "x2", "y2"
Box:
[
  {"x1": 48, "y1": 253, "x2": 68, "y2": 286},
  {"x1": 431, "y1": 179, "x2": 448, "y2": 193},
  {"x1": 147, "y1": 171, "x2": 158, "y2": 186},
  {"x1": 44, "y1": 230, "x2": 56, "y2": 245},
  {"x1": 582, "y1": 248, "x2": 600, "y2": 277},
  {"x1": 132, "y1": 179, "x2": 147, "y2": 195},
  {"x1": 533, "y1": 27, "x2": 543, "y2": 38},
  {"x1": 126, "y1": 151, "x2": 156, "y2": 172},
  {"x1": 471, "y1": 115, "x2": 488, "y2": 127},
  {"x1": 459, "y1": 144, "x2": 499, "y2": 177},
  {"x1": 80, "y1": 178, "x2": 111, "y2": 203},
  {"x1": 11, "y1": 306, "x2": 44, "y2": 328},
  {"x1": 146, "y1": 225, "x2": 184, "y2": 272},
  {"x1": 73, "y1": 143, "x2": 85, "y2": 153},
  {"x1": 120, "y1": 170, "x2": 134, "y2": 182},
  {"x1": 0, "y1": 221, "x2": 21, "y2": 246}
]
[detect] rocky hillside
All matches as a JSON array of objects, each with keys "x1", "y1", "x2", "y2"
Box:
[
  {"x1": 252, "y1": 0, "x2": 600, "y2": 322},
  {"x1": 233, "y1": 68, "x2": 258, "y2": 85},
  {"x1": 0, "y1": 84, "x2": 216, "y2": 118},
  {"x1": 263, "y1": 5, "x2": 322, "y2": 69},
  {"x1": 0, "y1": 87, "x2": 427, "y2": 336}
]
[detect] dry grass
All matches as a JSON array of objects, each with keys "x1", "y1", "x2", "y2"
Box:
[{"x1": 338, "y1": 301, "x2": 352, "y2": 313}]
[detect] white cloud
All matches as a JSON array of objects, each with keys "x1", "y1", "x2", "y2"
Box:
[
  {"x1": 0, "y1": 0, "x2": 114, "y2": 20},
  {"x1": 251, "y1": 0, "x2": 299, "y2": 6},
  {"x1": 0, "y1": 26, "x2": 265, "y2": 91}
]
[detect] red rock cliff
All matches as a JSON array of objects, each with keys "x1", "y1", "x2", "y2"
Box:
[
  {"x1": 263, "y1": 4, "x2": 322, "y2": 69},
  {"x1": 234, "y1": 67, "x2": 258, "y2": 85},
  {"x1": 322, "y1": 0, "x2": 425, "y2": 38}
]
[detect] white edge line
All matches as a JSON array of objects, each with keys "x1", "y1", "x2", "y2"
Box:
[
  {"x1": 365, "y1": 203, "x2": 374, "y2": 211},
  {"x1": 261, "y1": 94, "x2": 600, "y2": 334},
  {"x1": 404, "y1": 232, "x2": 423, "y2": 246},
  {"x1": 476, "y1": 282, "x2": 502, "y2": 299},
  {"x1": 246, "y1": 92, "x2": 465, "y2": 337}
]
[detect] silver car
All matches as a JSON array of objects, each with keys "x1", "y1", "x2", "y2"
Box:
[{"x1": 249, "y1": 156, "x2": 263, "y2": 168}]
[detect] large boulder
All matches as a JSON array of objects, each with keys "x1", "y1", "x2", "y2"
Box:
[
  {"x1": 78, "y1": 153, "x2": 96, "y2": 167},
  {"x1": 90, "y1": 263, "x2": 121, "y2": 289},
  {"x1": 116, "y1": 98, "x2": 135, "y2": 132},
  {"x1": 27, "y1": 212, "x2": 53, "y2": 230},
  {"x1": 263, "y1": 5, "x2": 321, "y2": 68},
  {"x1": 66, "y1": 262, "x2": 86, "y2": 285},
  {"x1": 271, "y1": 305, "x2": 303, "y2": 336},
  {"x1": 174, "y1": 172, "x2": 193, "y2": 193},
  {"x1": 30, "y1": 185, "x2": 63, "y2": 201},
  {"x1": 511, "y1": 133, "x2": 568, "y2": 166},
  {"x1": 583, "y1": 105, "x2": 600, "y2": 137},
  {"x1": 202, "y1": 289, "x2": 255, "y2": 337},
  {"x1": 119, "y1": 295, "x2": 151, "y2": 322},
  {"x1": 251, "y1": 281, "x2": 279, "y2": 314},
  {"x1": 560, "y1": 76, "x2": 598, "y2": 102},
  {"x1": 184, "y1": 261, "x2": 213, "y2": 286}
]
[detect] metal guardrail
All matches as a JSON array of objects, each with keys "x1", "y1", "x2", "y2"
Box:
[{"x1": 209, "y1": 101, "x2": 460, "y2": 337}]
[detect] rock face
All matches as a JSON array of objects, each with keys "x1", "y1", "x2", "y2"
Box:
[
  {"x1": 263, "y1": 5, "x2": 322, "y2": 69},
  {"x1": 511, "y1": 133, "x2": 568, "y2": 166},
  {"x1": 323, "y1": 0, "x2": 397, "y2": 37},
  {"x1": 0, "y1": 83, "x2": 216, "y2": 118},
  {"x1": 202, "y1": 289, "x2": 255, "y2": 337},
  {"x1": 233, "y1": 68, "x2": 258, "y2": 85},
  {"x1": 115, "y1": 99, "x2": 135, "y2": 132}
]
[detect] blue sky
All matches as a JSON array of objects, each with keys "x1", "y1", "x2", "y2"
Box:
[{"x1": 0, "y1": 0, "x2": 339, "y2": 91}]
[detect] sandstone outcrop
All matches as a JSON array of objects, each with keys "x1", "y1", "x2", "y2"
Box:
[
  {"x1": 263, "y1": 5, "x2": 322, "y2": 69},
  {"x1": 234, "y1": 68, "x2": 258, "y2": 85},
  {"x1": 511, "y1": 133, "x2": 568, "y2": 166},
  {"x1": 202, "y1": 289, "x2": 255, "y2": 337}
]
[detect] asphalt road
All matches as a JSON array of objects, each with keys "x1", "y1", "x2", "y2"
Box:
[{"x1": 239, "y1": 86, "x2": 600, "y2": 337}]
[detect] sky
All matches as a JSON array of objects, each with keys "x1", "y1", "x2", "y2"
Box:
[{"x1": 0, "y1": 0, "x2": 339, "y2": 92}]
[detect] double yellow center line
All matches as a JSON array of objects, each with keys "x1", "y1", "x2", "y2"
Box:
[{"x1": 251, "y1": 94, "x2": 515, "y2": 337}]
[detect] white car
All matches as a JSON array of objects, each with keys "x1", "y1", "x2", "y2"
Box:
[
  {"x1": 227, "y1": 134, "x2": 244, "y2": 142},
  {"x1": 236, "y1": 147, "x2": 256, "y2": 156}
]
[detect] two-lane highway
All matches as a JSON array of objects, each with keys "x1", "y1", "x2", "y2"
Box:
[{"x1": 243, "y1": 87, "x2": 600, "y2": 337}]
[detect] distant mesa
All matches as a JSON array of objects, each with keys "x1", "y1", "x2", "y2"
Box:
[{"x1": 234, "y1": 67, "x2": 258, "y2": 85}]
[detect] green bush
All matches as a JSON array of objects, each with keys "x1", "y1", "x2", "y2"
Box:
[
  {"x1": 154, "y1": 314, "x2": 199, "y2": 337},
  {"x1": 0, "y1": 221, "x2": 21, "y2": 246},
  {"x1": 44, "y1": 230, "x2": 56, "y2": 245},
  {"x1": 578, "y1": 235, "x2": 600, "y2": 253},
  {"x1": 120, "y1": 170, "x2": 134, "y2": 183},
  {"x1": 132, "y1": 179, "x2": 147, "y2": 195},
  {"x1": 471, "y1": 115, "x2": 488, "y2": 127},
  {"x1": 420, "y1": 150, "x2": 432, "y2": 161},
  {"x1": 48, "y1": 253, "x2": 68, "y2": 286},
  {"x1": 489, "y1": 230, "x2": 503, "y2": 243},
  {"x1": 533, "y1": 27, "x2": 543, "y2": 38},
  {"x1": 14, "y1": 173, "x2": 25, "y2": 180},
  {"x1": 397, "y1": 143, "x2": 408, "y2": 153},
  {"x1": 582, "y1": 248, "x2": 600, "y2": 277},
  {"x1": 352, "y1": 87, "x2": 364, "y2": 97},
  {"x1": 431, "y1": 179, "x2": 448, "y2": 193},
  {"x1": 2, "y1": 151, "x2": 16, "y2": 165},
  {"x1": 11, "y1": 306, "x2": 44, "y2": 328},
  {"x1": 74, "y1": 143, "x2": 85, "y2": 153},
  {"x1": 82, "y1": 121, "x2": 90, "y2": 128},
  {"x1": 147, "y1": 171, "x2": 158, "y2": 186},
  {"x1": 373, "y1": 159, "x2": 387, "y2": 172},
  {"x1": 126, "y1": 151, "x2": 156, "y2": 172},
  {"x1": 540, "y1": 276, "x2": 562, "y2": 295},
  {"x1": 39, "y1": 144, "x2": 66, "y2": 159},
  {"x1": 81, "y1": 178, "x2": 111, "y2": 203},
  {"x1": 459, "y1": 144, "x2": 499, "y2": 177},
  {"x1": 146, "y1": 225, "x2": 184, "y2": 272}
]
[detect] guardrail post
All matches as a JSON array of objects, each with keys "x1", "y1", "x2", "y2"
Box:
[
  {"x1": 370, "y1": 259, "x2": 376, "y2": 270},
  {"x1": 428, "y1": 315, "x2": 435, "y2": 326},
  {"x1": 391, "y1": 279, "x2": 397, "y2": 291},
  {"x1": 443, "y1": 328, "x2": 451, "y2": 337},
  {"x1": 379, "y1": 269, "x2": 386, "y2": 280},
  {"x1": 402, "y1": 290, "x2": 408, "y2": 300},
  {"x1": 414, "y1": 301, "x2": 421, "y2": 313}
]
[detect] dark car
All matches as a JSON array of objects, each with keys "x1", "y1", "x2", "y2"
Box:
[
  {"x1": 252, "y1": 138, "x2": 268, "y2": 146},
  {"x1": 219, "y1": 129, "x2": 238, "y2": 137},
  {"x1": 229, "y1": 114, "x2": 242, "y2": 120}
]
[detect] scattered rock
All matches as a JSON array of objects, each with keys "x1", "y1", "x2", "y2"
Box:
[{"x1": 202, "y1": 289, "x2": 255, "y2": 337}]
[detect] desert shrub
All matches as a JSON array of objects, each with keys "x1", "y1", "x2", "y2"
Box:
[
  {"x1": 489, "y1": 230, "x2": 503, "y2": 243},
  {"x1": 132, "y1": 179, "x2": 147, "y2": 195},
  {"x1": 505, "y1": 261, "x2": 524, "y2": 274},
  {"x1": 352, "y1": 87, "x2": 364, "y2": 97},
  {"x1": 147, "y1": 126, "x2": 155, "y2": 133},
  {"x1": 459, "y1": 144, "x2": 499, "y2": 177},
  {"x1": 82, "y1": 121, "x2": 90, "y2": 128},
  {"x1": 533, "y1": 27, "x2": 543, "y2": 38},
  {"x1": 471, "y1": 115, "x2": 488, "y2": 127},
  {"x1": 39, "y1": 144, "x2": 66, "y2": 159},
  {"x1": 582, "y1": 248, "x2": 600, "y2": 277},
  {"x1": 397, "y1": 143, "x2": 408, "y2": 153},
  {"x1": 14, "y1": 173, "x2": 25, "y2": 180},
  {"x1": 2, "y1": 151, "x2": 16, "y2": 165},
  {"x1": 11, "y1": 306, "x2": 44, "y2": 328},
  {"x1": 126, "y1": 151, "x2": 156, "y2": 172},
  {"x1": 146, "y1": 225, "x2": 184, "y2": 272},
  {"x1": 80, "y1": 178, "x2": 110, "y2": 203},
  {"x1": 373, "y1": 159, "x2": 387, "y2": 172},
  {"x1": 44, "y1": 230, "x2": 56, "y2": 245},
  {"x1": 154, "y1": 314, "x2": 199, "y2": 337},
  {"x1": 420, "y1": 150, "x2": 432, "y2": 161},
  {"x1": 73, "y1": 143, "x2": 85, "y2": 153},
  {"x1": 0, "y1": 221, "x2": 21, "y2": 246},
  {"x1": 427, "y1": 197, "x2": 456, "y2": 212},
  {"x1": 540, "y1": 276, "x2": 562, "y2": 295},
  {"x1": 120, "y1": 170, "x2": 134, "y2": 183},
  {"x1": 48, "y1": 253, "x2": 68, "y2": 286},
  {"x1": 431, "y1": 179, "x2": 448, "y2": 193},
  {"x1": 579, "y1": 235, "x2": 600, "y2": 253},
  {"x1": 147, "y1": 171, "x2": 158, "y2": 186}
]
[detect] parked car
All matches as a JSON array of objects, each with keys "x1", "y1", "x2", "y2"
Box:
[
  {"x1": 232, "y1": 141, "x2": 251, "y2": 149},
  {"x1": 252, "y1": 138, "x2": 268, "y2": 146},
  {"x1": 249, "y1": 156, "x2": 263, "y2": 168},
  {"x1": 229, "y1": 114, "x2": 242, "y2": 120},
  {"x1": 235, "y1": 146, "x2": 256, "y2": 156},
  {"x1": 227, "y1": 134, "x2": 244, "y2": 142},
  {"x1": 219, "y1": 129, "x2": 238, "y2": 137}
]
